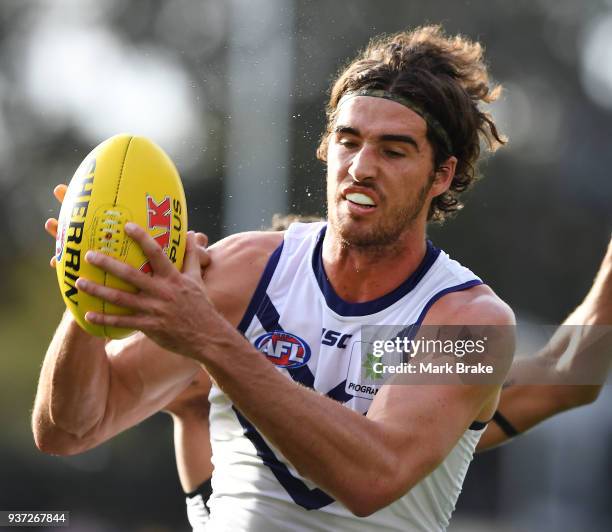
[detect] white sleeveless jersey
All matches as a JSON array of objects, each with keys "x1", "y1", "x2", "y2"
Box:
[{"x1": 206, "y1": 222, "x2": 486, "y2": 532}]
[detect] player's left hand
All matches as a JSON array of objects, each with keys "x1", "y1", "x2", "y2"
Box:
[{"x1": 76, "y1": 223, "x2": 219, "y2": 357}]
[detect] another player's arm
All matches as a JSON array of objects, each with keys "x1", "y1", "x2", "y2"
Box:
[
  {"x1": 477, "y1": 236, "x2": 612, "y2": 451},
  {"x1": 32, "y1": 230, "x2": 281, "y2": 455},
  {"x1": 162, "y1": 370, "x2": 213, "y2": 493}
]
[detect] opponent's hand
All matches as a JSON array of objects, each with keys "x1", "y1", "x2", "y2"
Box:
[
  {"x1": 76, "y1": 223, "x2": 218, "y2": 356},
  {"x1": 44, "y1": 184, "x2": 68, "y2": 268}
]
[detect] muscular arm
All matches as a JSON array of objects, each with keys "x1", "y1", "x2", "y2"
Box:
[
  {"x1": 71, "y1": 224, "x2": 514, "y2": 515},
  {"x1": 477, "y1": 237, "x2": 612, "y2": 451},
  {"x1": 32, "y1": 311, "x2": 200, "y2": 454},
  {"x1": 33, "y1": 312, "x2": 110, "y2": 450},
  {"x1": 32, "y1": 231, "x2": 282, "y2": 455},
  {"x1": 188, "y1": 288, "x2": 514, "y2": 516}
]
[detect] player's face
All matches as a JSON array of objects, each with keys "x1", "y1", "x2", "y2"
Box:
[{"x1": 326, "y1": 96, "x2": 449, "y2": 248}]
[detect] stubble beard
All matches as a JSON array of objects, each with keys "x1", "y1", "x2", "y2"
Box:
[{"x1": 328, "y1": 177, "x2": 433, "y2": 255}]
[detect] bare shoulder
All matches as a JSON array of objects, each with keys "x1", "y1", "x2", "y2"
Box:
[
  {"x1": 424, "y1": 284, "x2": 515, "y2": 326},
  {"x1": 420, "y1": 284, "x2": 516, "y2": 420},
  {"x1": 204, "y1": 231, "x2": 284, "y2": 326},
  {"x1": 206, "y1": 230, "x2": 284, "y2": 283}
]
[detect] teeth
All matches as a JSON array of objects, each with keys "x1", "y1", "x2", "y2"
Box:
[{"x1": 346, "y1": 193, "x2": 375, "y2": 206}]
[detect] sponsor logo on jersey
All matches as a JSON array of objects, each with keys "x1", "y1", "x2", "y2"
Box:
[
  {"x1": 321, "y1": 328, "x2": 352, "y2": 349},
  {"x1": 345, "y1": 341, "x2": 380, "y2": 399},
  {"x1": 347, "y1": 381, "x2": 379, "y2": 397},
  {"x1": 255, "y1": 331, "x2": 311, "y2": 369}
]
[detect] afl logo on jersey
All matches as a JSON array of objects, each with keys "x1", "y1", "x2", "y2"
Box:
[{"x1": 255, "y1": 331, "x2": 311, "y2": 369}]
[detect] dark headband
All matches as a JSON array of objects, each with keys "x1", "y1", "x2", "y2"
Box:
[{"x1": 338, "y1": 89, "x2": 453, "y2": 154}]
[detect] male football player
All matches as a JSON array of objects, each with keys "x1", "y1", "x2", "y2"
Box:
[
  {"x1": 45, "y1": 191, "x2": 610, "y2": 529},
  {"x1": 161, "y1": 229, "x2": 612, "y2": 529},
  {"x1": 33, "y1": 26, "x2": 550, "y2": 530}
]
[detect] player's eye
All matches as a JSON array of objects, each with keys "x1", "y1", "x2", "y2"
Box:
[
  {"x1": 338, "y1": 138, "x2": 358, "y2": 149},
  {"x1": 384, "y1": 149, "x2": 405, "y2": 158}
]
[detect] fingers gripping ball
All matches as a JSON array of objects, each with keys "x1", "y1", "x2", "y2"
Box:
[{"x1": 55, "y1": 134, "x2": 188, "y2": 338}]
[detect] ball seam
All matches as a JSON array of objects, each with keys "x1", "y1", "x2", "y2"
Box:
[{"x1": 102, "y1": 135, "x2": 134, "y2": 337}]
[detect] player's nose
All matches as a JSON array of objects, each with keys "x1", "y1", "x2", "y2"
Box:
[{"x1": 348, "y1": 145, "x2": 378, "y2": 182}]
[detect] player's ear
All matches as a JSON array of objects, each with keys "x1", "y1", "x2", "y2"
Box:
[
  {"x1": 316, "y1": 136, "x2": 329, "y2": 162},
  {"x1": 431, "y1": 156, "x2": 457, "y2": 196}
]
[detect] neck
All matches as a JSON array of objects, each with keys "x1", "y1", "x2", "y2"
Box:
[{"x1": 322, "y1": 222, "x2": 428, "y2": 303}]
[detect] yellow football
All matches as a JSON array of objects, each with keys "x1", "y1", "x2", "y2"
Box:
[{"x1": 55, "y1": 134, "x2": 188, "y2": 339}]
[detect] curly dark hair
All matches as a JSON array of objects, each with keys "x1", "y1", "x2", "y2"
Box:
[{"x1": 317, "y1": 25, "x2": 506, "y2": 223}]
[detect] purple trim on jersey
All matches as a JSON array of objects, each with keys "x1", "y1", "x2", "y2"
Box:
[
  {"x1": 237, "y1": 241, "x2": 284, "y2": 334},
  {"x1": 412, "y1": 279, "x2": 483, "y2": 328},
  {"x1": 411, "y1": 278, "x2": 486, "y2": 431},
  {"x1": 234, "y1": 291, "x2": 335, "y2": 508},
  {"x1": 232, "y1": 407, "x2": 335, "y2": 510},
  {"x1": 255, "y1": 293, "x2": 282, "y2": 332},
  {"x1": 234, "y1": 237, "x2": 317, "y2": 387},
  {"x1": 326, "y1": 380, "x2": 353, "y2": 403},
  {"x1": 468, "y1": 419, "x2": 488, "y2": 431},
  {"x1": 288, "y1": 361, "x2": 316, "y2": 388},
  {"x1": 233, "y1": 267, "x2": 341, "y2": 509},
  {"x1": 312, "y1": 225, "x2": 441, "y2": 317}
]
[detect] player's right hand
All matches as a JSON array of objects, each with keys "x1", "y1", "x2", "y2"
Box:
[{"x1": 44, "y1": 184, "x2": 68, "y2": 268}]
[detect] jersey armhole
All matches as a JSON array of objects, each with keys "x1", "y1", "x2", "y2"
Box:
[
  {"x1": 236, "y1": 240, "x2": 285, "y2": 334},
  {"x1": 415, "y1": 279, "x2": 486, "y2": 431}
]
